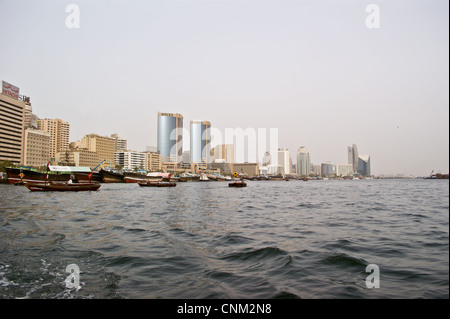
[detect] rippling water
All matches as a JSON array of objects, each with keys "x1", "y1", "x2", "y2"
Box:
[{"x1": 0, "y1": 179, "x2": 448, "y2": 299}]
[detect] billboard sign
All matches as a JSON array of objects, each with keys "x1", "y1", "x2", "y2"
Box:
[{"x1": 1, "y1": 81, "x2": 20, "y2": 100}]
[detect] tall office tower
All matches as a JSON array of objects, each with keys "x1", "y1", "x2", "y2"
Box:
[
  {"x1": 81, "y1": 133, "x2": 115, "y2": 165},
  {"x1": 297, "y1": 146, "x2": 311, "y2": 177},
  {"x1": 190, "y1": 120, "x2": 211, "y2": 164},
  {"x1": 0, "y1": 81, "x2": 27, "y2": 164},
  {"x1": 357, "y1": 155, "x2": 371, "y2": 176},
  {"x1": 157, "y1": 112, "x2": 183, "y2": 163},
  {"x1": 111, "y1": 133, "x2": 127, "y2": 152},
  {"x1": 277, "y1": 148, "x2": 290, "y2": 175},
  {"x1": 37, "y1": 118, "x2": 70, "y2": 160},
  {"x1": 347, "y1": 144, "x2": 359, "y2": 173}
]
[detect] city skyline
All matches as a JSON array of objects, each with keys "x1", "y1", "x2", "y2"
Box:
[{"x1": 1, "y1": 0, "x2": 448, "y2": 176}]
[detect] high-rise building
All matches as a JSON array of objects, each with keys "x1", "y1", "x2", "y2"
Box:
[
  {"x1": 277, "y1": 148, "x2": 290, "y2": 175},
  {"x1": 348, "y1": 144, "x2": 359, "y2": 173},
  {"x1": 190, "y1": 120, "x2": 211, "y2": 164},
  {"x1": 37, "y1": 118, "x2": 70, "y2": 160},
  {"x1": 81, "y1": 133, "x2": 115, "y2": 165},
  {"x1": 357, "y1": 155, "x2": 371, "y2": 176},
  {"x1": 111, "y1": 133, "x2": 127, "y2": 152},
  {"x1": 23, "y1": 128, "x2": 51, "y2": 167},
  {"x1": 296, "y1": 147, "x2": 311, "y2": 177},
  {"x1": 0, "y1": 81, "x2": 27, "y2": 164},
  {"x1": 321, "y1": 162, "x2": 336, "y2": 177},
  {"x1": 157, "y1": 112, "x2": 183, "y2": 163}
]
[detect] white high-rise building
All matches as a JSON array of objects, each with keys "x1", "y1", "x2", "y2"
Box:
[
  {"x1": 296, "y1": 147, "x2": 310, "y2": 177},
  {"x1": 277, "y1": 148, "x2": 290, "y2": 175},
  {"x1": 114, "y1": 151, "x2": 146, "y2": 170}
]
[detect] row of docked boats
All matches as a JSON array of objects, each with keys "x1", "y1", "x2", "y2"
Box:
[{"x1": 4, "y1": 166, "x2": 247, "y2": 191}]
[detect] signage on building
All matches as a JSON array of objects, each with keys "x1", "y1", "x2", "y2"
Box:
[{"x1": 1, "y1": 81, "x2": 20, "y2": 100}]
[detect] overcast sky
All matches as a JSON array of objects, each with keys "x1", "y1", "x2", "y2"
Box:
[{"x1": 1, "y1": 0, "x2": 448, "y2": 176}]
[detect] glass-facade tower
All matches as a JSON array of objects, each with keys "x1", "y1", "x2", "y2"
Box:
[
  {"x1": 157, "y1": 112, "x2": 183, "y2": 163},
  {"x1": 190, "y1": 120, "x2": 211, "y2": 164}
]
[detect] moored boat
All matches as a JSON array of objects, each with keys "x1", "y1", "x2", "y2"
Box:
[
  {"x1": 100, "y1": 169, "x2": 124, "y2": 183},
  {"x1": 228, "y1": 180, "x2": 247, "y2": 187},
  {"x1": 123, "y1": 171, "x2": 148, "y2": 183},
  {"x1": 138, "y1": 181, "x2": 176, "y2": 187},
  {"x1": 24, "y1": 181, "x2": 101, "y2": 192},
  {"x1": 6, "y1": 167, "x2": 71, "y2": 185}
]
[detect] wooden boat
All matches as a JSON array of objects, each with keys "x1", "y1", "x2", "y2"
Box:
[
  {"x1": 138, "y1": 181, "x2": 176, "y2": 187},
  {"x1": 6, "y1": 167, "x2": 70, "y2": 185},
  {"x1": 24, "y1": 181, "x2": 101, "y2": 192},
  {"x1": 100, "y1": 169, "x2": 124, "y2": 183},
  {"x1": 228, "y1": 180, "x2": 247, "y2": 187},
  {"x1": 123, "y1": 171, "x2": 148, "y2": 183},
  {"x1": 75, "y1": 171, "x2": 103, "y2": 183}
]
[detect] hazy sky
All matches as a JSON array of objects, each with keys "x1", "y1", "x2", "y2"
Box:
[{"x1": 1, "y1": 0, "x2": 448, "y2": 176}]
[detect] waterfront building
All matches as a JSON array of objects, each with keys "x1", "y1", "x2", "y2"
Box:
[
  {"x1": 210, "y1": 144, "x2": 234, "y2": 163},
  {"x1": 311, "y1": 163, "x2": 321, "y2": 176},
  {"x1": 321, "y1": 162, "x2": 336, "y2": 177},
  {"x1": 144, "y1": 151, "x2": 162, "y2": 172},
  {"x1": 81, "y1": 133, "x2": 115, "y2": 165},
  {"x1": 114, "y1": 151, "x2": 146, "y2": 170},
  {"x1": 357, "y1": 155, "x2": 371, "y2": 176},
  {"x1": 111, "y1": 133, "x2": 127, "y2": 152},
  {"x1": 231, "y1": 163, "x2": 260, "y2": 176},
  {"x1": 277, "y1": 148, "x2": 290, "y2": 175},
  {"x1": 37, "y1": 118, "x2": 70, "y2": 161},
  {"x1": 336, "y1": 164, "x2": 353, "y2": 177},
  {"x1": 348, "y1": 144, "x2": 359, "y2": 173},
  {"x1": 55, "y1": 148, "x2": 100, "y2": 169},
  {"x1": 157, "y1": 112, "x2": 183, "y2": 164},
  {"x1": 23, "y1": 128, "x2": 51, "y2": 167},
  {"x1": 190, "y1": 120, "x2": 211, "y2": 164},
  {"x1": 296, "y1": 147, "x2": 311, "y2": 177},
  {"x1": 0, "y1": 81, "x2": 27, "y2": 164}
]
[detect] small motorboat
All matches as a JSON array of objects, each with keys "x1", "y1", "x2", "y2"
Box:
[
  {"x1": 138, "y1": 181, "x2": 177, "y2": 187},
  {"x1": 24, "y1": 181, "x2": 101, "y2": 192},
  {"x1": 228, "y1": 180, "x2": 247, "y2": 187}
]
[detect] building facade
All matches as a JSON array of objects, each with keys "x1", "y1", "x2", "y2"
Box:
[
  {"x1": 111, "y1": 133, "x2": 127, "y2": 152},
  {"x1": 357, "y1": 155, "x2": 371, "y2": 176},
  {"x1": 210, "y1": 144, "x2": 234, "y2": 163},
  {"x1": 37, "y1": 118, "x2": 70, "y2": 161},
  {"x1": 157, "y1": 112, "x2": 183, "y2": 163},
  {"x1": 336, "y1": 164, "x2": 353, "y2": 177},
  {"x1": 190, "y1": 120, "x2": 211, "y2": 164},
  {"x1": 23, "y1": 128, "x2": 51, "y2": 167},
  {"x1": 348, "y1": 144, "x2": 359, "y2": 173},
  {"x1": 144, "y1": 151, "x2": 162, "y2": 172},
  {"x1": 277, "y1": 148, "x2": 290, "y2": 175},
  {"x1": 81, "y1": 133, "x2": 115, "y2": 165},
  {"x1": 296, "y1": 146, "x2": 311, "y2": 177},
  {"x1": 0, "y1": 82, "x2": 27, "y2": 164},
  {"x1": 55, "y1": 148, "x2": 100, "y2": 168},
  {"x1": 114, "y1": 151, "x2": 146, "y2": 170}
]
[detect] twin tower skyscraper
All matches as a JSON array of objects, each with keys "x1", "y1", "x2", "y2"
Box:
[{"x1": 157, "y1": 112, "x2": 211, "y2": 165}]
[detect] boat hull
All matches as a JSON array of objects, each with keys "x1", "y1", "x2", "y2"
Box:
[
  {"x1": 229, "y1": 181, "x2": 247, "y2": 187},
  {"x1": 100, "y1": 169, "x2": 124, "y2": 183},
  {"x1": 24, "y1": 182, "x2": 101, "y2": 192},
  {"x1": 138, "y1": 181, "x2": 177, "y2": 187},
  {"x1": 6, "y1": 167, "x2": 70, "y2": 185}
]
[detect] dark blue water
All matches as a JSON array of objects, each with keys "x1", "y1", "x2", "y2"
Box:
[{"x1": 0, "y1": 179, "x2": 448, "y2": 299}]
